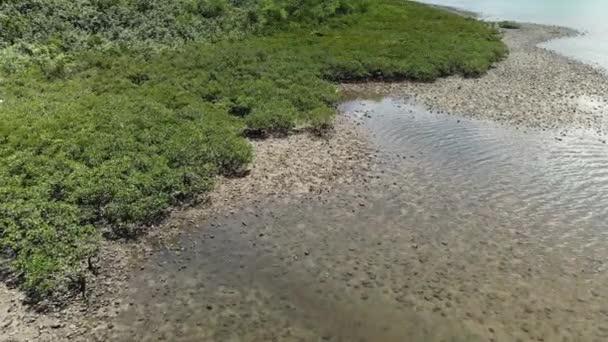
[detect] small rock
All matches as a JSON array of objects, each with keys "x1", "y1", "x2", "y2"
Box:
[{"x1": 50, "y1": 322, "x2": 63, "y2": 329}]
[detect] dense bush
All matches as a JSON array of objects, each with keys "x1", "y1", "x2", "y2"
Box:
[
  {"x1": 0, "y1": 0, "x2": 506, "y2": 299},
  {"x1": 0, "y1": 0, "x2": 253, "y2": 46},
  {"x1": 254, "y1": 0, "x2": 369, "y2": 25},
  {"x1": 0, "y1": 0, "x2": 368, "y2": 72}
]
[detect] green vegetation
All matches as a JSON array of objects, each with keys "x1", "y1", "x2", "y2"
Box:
[
  {"x1": 0, "y1": 0, "x2": 368, "y2": 73},
  {"x1": 497, "y1": 20, "x2": 521, "y2": 29},
  {"x1": 0, "y1": 0, "x2": 506, "y2": 300}
]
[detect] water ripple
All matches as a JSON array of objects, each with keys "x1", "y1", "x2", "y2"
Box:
[{"x1": 341, "y1": 97, "x2": 608, "y2": 228}]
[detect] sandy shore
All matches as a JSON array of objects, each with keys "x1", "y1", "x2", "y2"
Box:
[{"x1": 343, "y1": 23, "x2": 608, "y2": 134}]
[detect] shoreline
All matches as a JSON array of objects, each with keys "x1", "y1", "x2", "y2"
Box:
[
  {"x1": 0, "y1": 117, "x2": 376, "y2": 341},
  {"x1": 343, "y1": 22, "x2": 608, "y2": 135},
  {"x1": 3, "y1": 17, "x2": 608, "y2": 342}
]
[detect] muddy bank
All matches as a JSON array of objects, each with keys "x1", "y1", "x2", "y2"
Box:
[
  {"x1": 0, "y1": 117, "x2": 373, "y2": 342},
  {"x1": 343, "y1": 23, "x2": 608, "y2": 134}
]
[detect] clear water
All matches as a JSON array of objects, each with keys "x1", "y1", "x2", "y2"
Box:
[
  {"x1": 101, "y1": 98, "x2": 608, "y2": 341},
  {"x1": 416, "y1": 0, "x2": 608, "y2": 71}
]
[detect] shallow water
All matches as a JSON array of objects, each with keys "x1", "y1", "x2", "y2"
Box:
[
  {"x1": 416, "y1": 0, "x2": 608, "y2": 71},
  {"x1": 350, "y1": 97, "x2": 608, "y2": 231},
  {"x1": 103, "y1": 98, "x2": 608, "y2": 341}
]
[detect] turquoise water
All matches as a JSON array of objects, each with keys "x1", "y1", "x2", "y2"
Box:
[{"x1": 417, "y1": 0, "x2": 608, "y2": 71}]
